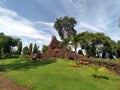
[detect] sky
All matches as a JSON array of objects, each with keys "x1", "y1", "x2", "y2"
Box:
[{"x1": 0, "y1": 0, "x2": 120, "y2": 49}]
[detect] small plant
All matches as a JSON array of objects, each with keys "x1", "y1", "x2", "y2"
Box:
[
  {"x1": 69, "y1": 63, "x2": 81, "y2": 67},
  {"x1": 92, "y1": 65, "x2": 106, "y2": 79}
]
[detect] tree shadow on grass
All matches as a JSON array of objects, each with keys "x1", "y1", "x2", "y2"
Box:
[
  {"x1": 0, "y1": 59, "x2": 56, "y2": 72},
  {"x1": 92, "y1": 74, "x2": 109, "y2": 80}
]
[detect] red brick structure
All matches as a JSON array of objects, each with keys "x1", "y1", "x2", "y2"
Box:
[
  {"x1": 41, "y1": 36, "x2": 67, "y2": 59},
  {"x1": 40, "y1": 36, "x2": 87, "y2": 61},
  {"x1": 30, "y1": 36, "x2": 88, "y2": 61}
]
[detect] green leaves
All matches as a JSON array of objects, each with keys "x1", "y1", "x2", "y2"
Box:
[
  {"x1": 33, "y1": 43, "x2": 39, "y2": 53},
  {"x1": 92, "y1": 65, "x2": 106, "y2": 79},
  {"x1": 17, "y1": 41, "x2": 22, "y2": 55},
  {"x1": 0, "y1": 33, "x2": 21, "y2": 54},
  {"x1": 54, "y1": 16, "x2": 77, "y2": 40},
  {"x1": 116, "y1": 40, "x2": 120, "y2": 57},
  {"x1": 77, "y1": 31, "x2": 116, "y2": 58},
  {"x1": 42, "y1": 45, "x2": 48, "y2": 53}
]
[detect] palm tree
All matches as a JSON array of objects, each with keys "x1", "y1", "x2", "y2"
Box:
[
  {"x1": 70, "y1": 34, "x2": 80, "y2": 64},
  {"x1": 61, "y1": 38, "x2": 70, "y2": 58}
]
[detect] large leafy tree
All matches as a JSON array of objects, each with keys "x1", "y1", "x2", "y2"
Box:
[
  {"x1": 17, "y1": 41, "x2": 22, "y2": 55},
  {"x1": 42, "y1": 45, "x2": 48, "y2": 53},
  {"x1": 54, "y1": 16, "x2": 78, "y2": 61},
  {"x1": 0, "y1": 33, "x2": 20, "y2": 58},
  {"x1": 95, "y1": 32, "x2": 115, "y2": 58},
  {"x1": 77, "y1": 31, "x2": 115, "y2": 58},
  {"x1": 0, "y1": 33, "x2": 5, "y2": 49},
  {"x1": 61, "y1": 38, "x2": 71, "y2": 58},
  {"x1": 116, "y1": 40, "x2": 120, "y2": 57},
  {"x1": 70, "y1": 34, "x2": 81, "y2": 63},
  {"x1": 3, "y1": 37, "x2": 20, "y2": 54},
  {"x1": 61, "y1": 38, "x2": 70, "y2": 49},
  {"x1": 23, "y1": 46, "x2": 29, "y2": 55},
  {"x1": 33, "y1": 43, "x2": 39, "y2": 53},
  {"x1": 77, "y1": 32, "x2": 96, "y2": 57},
  {"x1": 29, "y1": 43, "x2": 33, "y2": 54},
  {"x1": 54, "y1": 16, "x2": 77, "y2": 40}
]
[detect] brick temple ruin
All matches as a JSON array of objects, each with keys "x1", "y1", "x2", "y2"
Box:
[
  {"x1": 42, "y1": 36, "x2": 87, "y2": 60},
  {"x1": 31, "y1": 36, "x2": 87, "y2": 61}
]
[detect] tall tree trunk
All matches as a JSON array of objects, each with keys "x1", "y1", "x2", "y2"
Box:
[
  {"x1": 74, "y1": 46, "x2": 77, "y2": 64},
  {"x1": 0, "y1": 48, "x2": 4, "y2": 59},
  {"x1": 65, "y1": 48, "x2": 68, "y2": 59},
  {"x1": 0, "y1": 49, "x2": 1, "y2": 59}
]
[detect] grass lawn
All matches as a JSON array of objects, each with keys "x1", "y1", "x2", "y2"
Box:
[{"x1": 0, "y1": 58, "x2": 120, "y2": 90}]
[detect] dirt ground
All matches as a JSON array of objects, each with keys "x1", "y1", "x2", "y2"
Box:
[{"x1": 0, "y1": 77, "x2": 30, "y2": 90}]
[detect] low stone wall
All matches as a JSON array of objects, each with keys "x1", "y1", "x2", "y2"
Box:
[
  {"x1": 90, "y1": 60, "x2": 120, "y2": 75},
  {"x1": 79, "y1": 59, "x2": 120, "y2": 76}
]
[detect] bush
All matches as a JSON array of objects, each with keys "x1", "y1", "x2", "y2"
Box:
[
  {"x1": 92, "y1": 65, "x2": 107, "y2": 79},
  {"x1": 11, "y1": 54, "x2": 19, "y2": 58},
  {"x1": 19, "y1": 54, "x2": 30, "y2": 59},
  {"x1": 1, "y1": 53, "x2": 11, "y2": 59}
]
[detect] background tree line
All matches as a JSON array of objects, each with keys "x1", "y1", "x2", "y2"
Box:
[
  {"x1": 0, "y1": 32, "x2": 39, "y2": 59},
  {"x1": 0, "y1": 33, "x2": 20, "y2": 58},
  {"x1": 76, "y1": 31, "x2": 119, "y2": 59},
  {"x1": 54, "y1": 16, "x2": 120, "y2": 59}
]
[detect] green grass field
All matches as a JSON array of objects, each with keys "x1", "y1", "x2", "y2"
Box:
[{"x1": 0, "y1": 58, "x2": 120, "y2": 90}]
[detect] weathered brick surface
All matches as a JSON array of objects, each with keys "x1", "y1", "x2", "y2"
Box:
[
  {"x1": 31, "y1": 36, "x2": 87, "y2": 61},
  {"x1": 41, "y1": 36, "x2": 88, "y2": 60}
]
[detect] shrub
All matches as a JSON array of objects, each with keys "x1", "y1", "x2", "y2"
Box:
[
  {"x1": 69, "y1": 63, "x2": 81, "y2": 67},
  {"x1": 11, "y1": 54, "x2": 19, "y2": 58},
  {"x1": 1, "y1": 53, "x2": 11, "y2": 59},
  {"x1": 19, "y1": 54, "x2": 30, "y2": 60},
  {"x1": 92, "y1": 65, "x2": 106, "y2": 79}
]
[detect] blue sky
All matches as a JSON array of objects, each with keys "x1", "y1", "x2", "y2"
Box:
[{"x1": 0, "y1": 0, "x2": 120, "y2": 49}]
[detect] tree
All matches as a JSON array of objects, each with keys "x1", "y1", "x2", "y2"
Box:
[
  {"x1": 77, "y1": 31, "x2": 116, "y2": 58},
  {"x1": 0, "y1": 33, "x2": 6, "y2": 58},
  {"x1": 3, "y1": 36, "x2": 12, "y2": 54},
  {"x1": 54, "y1": 16, "x2": 77, "y2": 40},
  {"x1": 29, "y1": 43, "x2": 33, "y2": 54},
  {"x1": 116, "y1": 40, "x2": 120, "y2": 58},
  {"x1": 0, "y1": 33, "x2": 21, "y2": 58},
  {"x1": 42, "y1": 45, "x2": 48, "y2": 53},
  {"x1": 70, "y1": 34, "x2": 80, "y2": 63},
  {"x1": 54, "y1": 16, "x2": 77, "y2": 60},
  {"x1": 23, "y1": 46, "x2": 29, "y2": 55},
  {"x1": 0, "y1": 33, "x2": 5, "y2": 48},
  {"x1": 17, "y1": 41, "x2": 22, "y2": 55},
  {"x1": 33, "y1": 43, "x2": 39, "y2": 53},
  {"x1": 61, "y1": 38, "x2": 71, "y2": 58},
  {"x1": 61, "y1": 38, "x2": 70, "y2": 48},
  {"x1": 11, "y1": 38, "x2": 21, "y2": 47}
]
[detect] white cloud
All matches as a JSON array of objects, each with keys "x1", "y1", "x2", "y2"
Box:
[
  {"x1": 76, "y1": 22, "x2": 105, "y2": 32},
  {"x1": 0, "y1": 7, "x2": 55, "y2": 48},
  {"x1": 68, "y1": 0, "x2": 86, "y2": 18},
  {"x1": 35, "y1": 21, "x2": 54, "y2": 28},
  {"x1": 67, "y1": 0, "x2": 107, "y2": 33},
  {"x1": 96, "y1": 19, "x2": 108, "y2": 30},
  {"x1": 0, "y1": 7, "x2": 17, "y2": 17}
]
